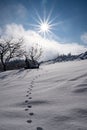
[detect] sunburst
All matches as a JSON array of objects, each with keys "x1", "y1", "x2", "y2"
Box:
[
  {"x1": 40, "y1": 22, "x2": 49, "y2": 32},
  {"x1": 30, "y1": 9, "x2": 61, "y2": 38}
]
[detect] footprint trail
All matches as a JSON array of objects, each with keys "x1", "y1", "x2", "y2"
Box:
[{"x1": 24, "y1": 74, "x2": 44, "y2": 129}]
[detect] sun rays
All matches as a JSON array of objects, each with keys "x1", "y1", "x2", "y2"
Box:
[{"x1": 29, "y1": 9, "x2": 60, "y2": 38}]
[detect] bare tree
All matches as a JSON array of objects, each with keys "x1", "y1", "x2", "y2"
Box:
[
  {"x1": 24, "y1": 44, "x2": 43, "y2": 69},
  {"x1": 29, "y1": 44, "x2": 42, "y2": 61},
  {"x1": 0, "y1": 37, "x2": 23, "y2": 71}
]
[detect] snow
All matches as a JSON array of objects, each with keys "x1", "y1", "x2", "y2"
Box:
[{"x1": 0, "y1": 60, "x2": 87, "y2": 130}]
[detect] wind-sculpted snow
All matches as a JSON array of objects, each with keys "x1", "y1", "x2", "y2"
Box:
[{"x1": 0, "y1": 60, "x2": 87, "y2": 130}]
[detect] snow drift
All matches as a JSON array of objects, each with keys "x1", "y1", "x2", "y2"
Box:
[{"x1": 0, "y1": 60, "x2": 87, "y2": 130}]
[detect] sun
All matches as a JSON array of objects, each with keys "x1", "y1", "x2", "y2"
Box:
[
  {"x1": 38, "y1": 20, "x2": 52, "y2": 38},
  {"x1": 30, "y1": 10, "x2": 60, "y2": 38},
  {"x1": 40, "y1": 22, "x2": 49, "y2": 32}
]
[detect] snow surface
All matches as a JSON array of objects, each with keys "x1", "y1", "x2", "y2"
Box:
[{"x1": 0, "y1": 60, "x2": 87, "y2": 130}]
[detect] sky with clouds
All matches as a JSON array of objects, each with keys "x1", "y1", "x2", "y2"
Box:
[{"x1": 0, "y1": 0, "x2": 87, "y2": 60}]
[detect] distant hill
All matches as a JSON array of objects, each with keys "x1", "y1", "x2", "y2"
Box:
[
  {"x1": 78, "y1": 51, "x2": 87, "y2": 60},
  {"x1": 54, "y1": 51, "x2": 87, "y2": 63},
  {"x1": 43, "y1": 51, "x2": 87, "y2": 64}
]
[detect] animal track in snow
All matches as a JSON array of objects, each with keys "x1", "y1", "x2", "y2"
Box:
[
  {"x1": 25, "y1": 100, "x2": 28, "y2": 103},
  {"x1": 29, "y1": 97, "x2": 32, "y2": 99},
  {"x1": 26, "y1": 94, "x2": 29, "y2": 97},
  {"x1": 25, "y1": 108, "x2": 29, "y2": 111},
  {"x1": 37, "y1": 127, "x2": 43, "y2": 130},
  {"x1": 27, "y1": 105, "x2": 32, "y2": 108},
  {"x1": 24, "y1": 74, "x2": 44, "y2": 129},
  {"x1": 29, "y1": 112, "x2": 34, "y2": 116},
  {"x1": 27, "y1": 120, "x2": 32, "y2": 123}
]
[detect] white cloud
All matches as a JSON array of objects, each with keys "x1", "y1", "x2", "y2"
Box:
[
  {"x1": 81, "y1": 33, "x2": 87, "y2": 44},
  {"x1": 1, "y1": 23, "x2": 87, "y2": 61}
]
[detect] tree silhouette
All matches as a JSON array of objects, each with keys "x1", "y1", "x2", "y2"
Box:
[
  {"x1": 0, "y1": 37, "x2": 23, "y2": 71},
  {"x1": 24, "y1": 44, "x2": 43, "y2": 69}
]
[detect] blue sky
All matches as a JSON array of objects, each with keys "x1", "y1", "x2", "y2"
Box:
[{"x1": 0, "y1": 0, "x2": 87, "y2": 56}]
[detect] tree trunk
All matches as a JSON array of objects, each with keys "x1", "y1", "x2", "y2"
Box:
[
  {"x1": 1, "y1": 54, "x2": 6, "y2": 71},
  {"x1": 3, "y1": 64, "x2": 6, "y2": 71},
  {"x1": 25, "y1": 58, "x2": 30, "y2": 69}
]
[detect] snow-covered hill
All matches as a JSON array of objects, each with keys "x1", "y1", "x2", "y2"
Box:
[
  {"x1": 0, "y1": 60, "x2": 87, "y2": 130},
  {"x1": 51, "y1": 51, "x2": 87, "y2": 63},
  {"x1": 78, "y1": 51, "x2": 87, "y2": 60}
]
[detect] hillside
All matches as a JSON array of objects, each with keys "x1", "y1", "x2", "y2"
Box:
[{"x1": 0, "y1": 60, "x2": 87, "y2": 130}]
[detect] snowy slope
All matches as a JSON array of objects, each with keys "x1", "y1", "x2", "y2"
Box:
[{"x1": 0, "y1": 60, "x2": 87, "y2": 130}]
